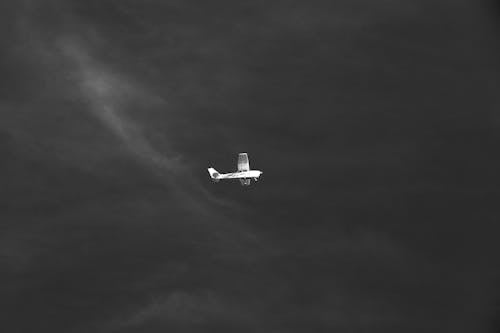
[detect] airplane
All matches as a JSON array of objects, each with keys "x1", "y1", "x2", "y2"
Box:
[{"x1": 208, "y1": 153, "x2": 263, "y2": 186}]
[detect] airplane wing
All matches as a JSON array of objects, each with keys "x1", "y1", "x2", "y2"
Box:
[{"x1": 237, "y1": 153, "x2": 250, "y2": 171}]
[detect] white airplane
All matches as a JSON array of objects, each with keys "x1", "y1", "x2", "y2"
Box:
[{"x1": 208, "y1": 153, "x2": 263, "y2": 186}]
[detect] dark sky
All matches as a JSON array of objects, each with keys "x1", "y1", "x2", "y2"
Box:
[{"x1": 2, "y1": 0, "x2": 500, "y2": 332}]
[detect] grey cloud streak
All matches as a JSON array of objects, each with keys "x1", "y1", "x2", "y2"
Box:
[
  {"x1": 57, "y1": 39, "x2": 199, "y2": 200},
  {"x1": 60, "y1": 40, "x2": 179, "y2": 174}
]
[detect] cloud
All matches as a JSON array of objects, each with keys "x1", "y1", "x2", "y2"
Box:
[
  {"x1": 113, "y1": 290, "x2": 254, "y2": 331},
  {"x1": 59, "y1": 39, "x2": 180, "y2": 178},
  {"x1": 52, "y1": 36, "x2": 236, "y2": 213}
]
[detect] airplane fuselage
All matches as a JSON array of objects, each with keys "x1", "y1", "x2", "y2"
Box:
[{"x1": 215, "y1": 170, "x2": 262, "y2": 180}]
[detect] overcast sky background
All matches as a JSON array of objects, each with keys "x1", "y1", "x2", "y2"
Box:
[{"x1": 2, "y1": 1, "x2": 500, "y2": 332}]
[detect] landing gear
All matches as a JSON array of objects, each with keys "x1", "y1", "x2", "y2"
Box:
[{"x1": 240, "y1": 178, "x2": 251, "y2": 186}]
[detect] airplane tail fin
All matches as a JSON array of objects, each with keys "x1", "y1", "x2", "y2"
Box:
[{"x1": 207, "y1": 168, "x2": 220, "y2": 180}]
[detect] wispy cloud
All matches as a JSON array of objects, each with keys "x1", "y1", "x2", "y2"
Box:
[
  {"x1": 111, "y1": 290, "x2": 254, "y2": 331},
  {"x1": 56, "y1": 38, "x2": 234, "y2": 211},
  {"x1": 60, "y1": 40, "x2": 181, "y2": 180}
]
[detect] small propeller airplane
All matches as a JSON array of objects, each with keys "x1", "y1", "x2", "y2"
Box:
[{"x1": 208, "y1": 153, "x2": 263, "y2": 186}]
